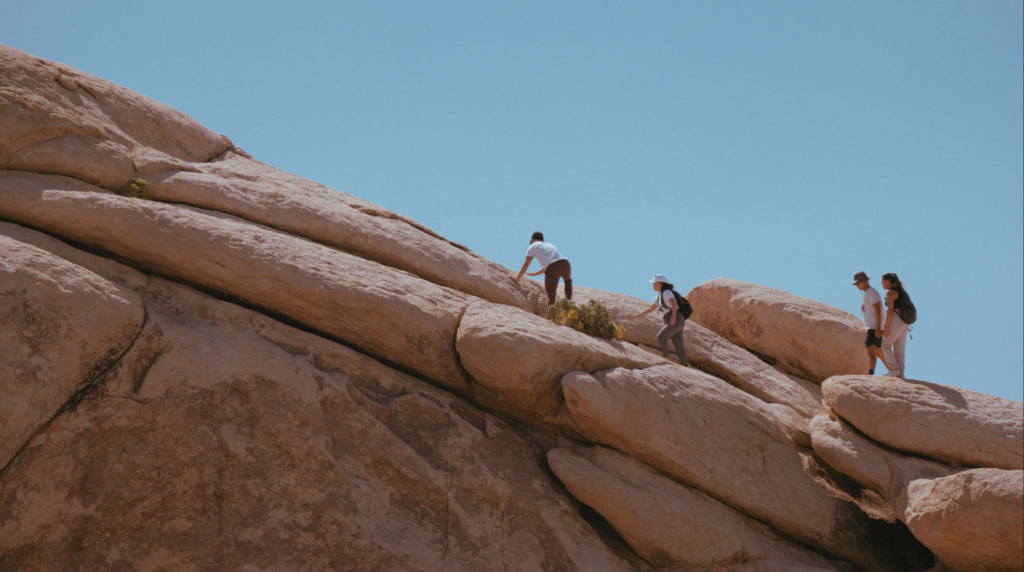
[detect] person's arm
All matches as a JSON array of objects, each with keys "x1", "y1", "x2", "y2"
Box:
[
  {"x1": 872, "y1": 301, "x2": 882, "y2": 332},
  {"x1": 881, "y1": 291, "x2": 897, "y2": 337},
  {"x1": 631, "y1": 302, "x2": 660, "y2": 319},
  {"x1": 526, "y1": 268, "x2": 546, "y2": 277},
  {"x1": 667, "y1": 298, "x2": 679, "y2": 325},
  {"x1": 511, "y1": 257, "x2": 533, "y2": 282}
]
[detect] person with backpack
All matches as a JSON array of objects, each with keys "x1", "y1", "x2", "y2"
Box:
[
  {"x1": 879, "y1": 272, "x2": 916, "y2": 378},
  {"x1": 510, "y1": 231, "x2": 572, "y2": 306},
  {"x1": 631, "y1": 274, "x2": 692, "y2": 365}
]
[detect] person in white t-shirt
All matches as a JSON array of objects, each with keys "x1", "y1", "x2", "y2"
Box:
[
  {"x1": 852, "y1": 271, "x2": 883, "y2": 375},
  {"x1": 510, "y1": 231, "x2": 572, "y2": 306},
  {"x1": 631, "y1": 274, "x2": 688, "y2": 365}
]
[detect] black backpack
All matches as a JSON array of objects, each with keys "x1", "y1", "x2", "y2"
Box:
[
  {"x1": 663, "y1": 289, "x2": 694, "y2": 320},
  {"x1": 895, "y1": 290, "x2": 917, "y2": 325}
]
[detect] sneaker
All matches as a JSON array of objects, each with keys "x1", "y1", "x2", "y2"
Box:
[{"x1": 882, "y1": 370, "x2": 903, "y2": 377}]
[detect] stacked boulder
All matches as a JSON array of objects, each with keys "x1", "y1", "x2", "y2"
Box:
[
  {"x1": 2, "y1": 44, "x2": 1020, "y2": 572},
  {"x1": 814, "y1": 376, "x2": 1023, "y2": 572}
]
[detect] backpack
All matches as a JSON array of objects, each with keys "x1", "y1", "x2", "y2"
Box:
[
  {"x1": 895, "y1": 290, "x2": 917, "y2": 325},
  {"x1": 662, "y1": 289, "x2": 694, "y2": 320}
]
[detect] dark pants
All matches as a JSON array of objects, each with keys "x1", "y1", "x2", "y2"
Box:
[
  {"x1": 545, "y1": 259, "x2": 572, "y2": 304},
  {"x1": 658, "y1": 312, "x2": 687, "y2": 365}
]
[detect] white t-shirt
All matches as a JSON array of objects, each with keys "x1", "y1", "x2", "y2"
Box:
[
  {"x1": 525, "y1": 242, "x2": 565, "y2": 270},
  {"x1": 861, "y1": 286, "x2": 883, "y2": 329},
  {"x1": 655, "y1": 290, "x2": 678, "y2": 315}
]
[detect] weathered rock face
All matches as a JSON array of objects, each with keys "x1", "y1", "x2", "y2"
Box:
[
  {"x1": 0, "y1": 230, "x2": 144, "y2": 469},
  {"x1": 823, "y1": 375, "x2": 1024, "y2": 470},
  {"x1": 0, "y1": 173, "x2": 476, "y2": 393},
  {"x1": 686, "y1": 278, "x2": 868, "y2": 382},
  {"x1": 559, "y1": 366, "x2": 927, "y2": 572},
  {"x1": 456, "y1": 301, "x2": 666, "y2": 425},
  {"x1": 547, "y1": 444, "x2": 849, "y2": 571},
  {"x1": 0, "y1": 45, "x2": 231, "y2": 189},
  {"x1": 0, "y1": 276, "x2": 647, "y2": 572},
  {"x1": 146, "y1": 153, "x2": 541, "y2": 313},
  {"x1": 904, "y1": 469, "x2": 1024, "y2": 572}
]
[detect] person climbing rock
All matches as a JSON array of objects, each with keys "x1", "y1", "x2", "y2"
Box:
[
  {"x1": 631, "y1": 274, "x2": 689, "y2": 365},
  {"x1": 510, "y1": 231, "x2": 572, "y2": 306},
  {"x1": 852, "y1": 271, "x2": 884, "y2": 375}
]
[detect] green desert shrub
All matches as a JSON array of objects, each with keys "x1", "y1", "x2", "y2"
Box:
[
  {"x1": 118, "y1": 178, "x2": 151, "y2": 200},
  {"x1": 548, "y1": 298, "x2": 625, "y2": 341}
]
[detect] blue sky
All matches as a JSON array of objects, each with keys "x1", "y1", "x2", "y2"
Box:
[{"x1": 4, "y1": 1, "x2": 1022, "y2": 400}]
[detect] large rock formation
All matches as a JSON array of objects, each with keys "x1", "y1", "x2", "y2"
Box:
[{"x1": 3, "y1": 44, "x2": 1018, "y2": 572}]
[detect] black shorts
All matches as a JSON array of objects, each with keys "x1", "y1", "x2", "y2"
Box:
[{"x1": 865, "y1": 329, "x2": 882, "y2": 348}]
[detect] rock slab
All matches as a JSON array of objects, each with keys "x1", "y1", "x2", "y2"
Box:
[
  {"x1": 687, "y1": 278, "x2": 867, "y2": 382},
  {"x1": 823, "y1": 375, "x2": 1024, "y2": 470}
]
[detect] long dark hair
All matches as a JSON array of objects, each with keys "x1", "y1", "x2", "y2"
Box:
[
  {"x1": 658, "y1": 282, "x2": 676, "y2": 308},
  {"x1": 881, "y1": 272, "x2": 909, "y2": 302}
]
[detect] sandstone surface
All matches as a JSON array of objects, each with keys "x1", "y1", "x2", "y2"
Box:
[
  {"x1": 0, "y1": 45, "x2": 231, "y2": 189},
  {"x1": 823, "y1": 375, "x2": 1024, "y2": 470},
  {"x1": 456, "y1": 302, "x2": 666, "y2": 424},
  {"x1": 904, "y1": 469, "x2": 1024, "y2": 572},
  {"x1": 559, "y1": 366, "x2": 927, "y2": 571},
  {"x1": 0, "y1": 232, "x2": 144, "y2": 470},
  {"x1": 0, "y1": 276, "x2": 646, "y2": 572},
  {"x1": 686, "y1": 278, "x2": 867, "y2": 382},
  {"x1": 0, "y1": 174, "x2": 475, "y2": 392},
  {"x1": 147, "y1": 155, "x2": 540, "y2": 312},
  {"x1": 547, "y1": 444, "x2": 849, "y2": 571},
  {"x1": 560, "y1": 284, "x2": 823, "y2": 418}
]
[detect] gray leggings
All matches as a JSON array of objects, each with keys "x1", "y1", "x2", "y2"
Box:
[{"x1": 658, "y1": 312, "x2": 687, "y2": 365}]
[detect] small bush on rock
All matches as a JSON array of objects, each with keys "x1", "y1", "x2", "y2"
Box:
[
  {"x1": 118, "y1": 178, "x2": 151, "y2": 200},
  {"x1": 548, "y1": 299, "x2": 625, "y2": 341}
]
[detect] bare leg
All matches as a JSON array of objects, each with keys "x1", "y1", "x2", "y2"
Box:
[{"x1": 865, "y1": 346, "x2": 877, "y2": 373}]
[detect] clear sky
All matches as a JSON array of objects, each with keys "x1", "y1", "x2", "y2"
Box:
[{"x1": 4, "y1": 1, "x2": 1022, "y2": 400}]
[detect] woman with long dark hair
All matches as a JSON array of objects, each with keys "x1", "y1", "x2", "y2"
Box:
[
  {"x1": 879, "y1": 272, "x2": 910, "y2": 378},
  {"x1": 631, "y1": 274, "x2": 688, "y2": 365}
]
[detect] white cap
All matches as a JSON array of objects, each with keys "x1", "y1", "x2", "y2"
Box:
[{"x1": 648, "y1": 274, "x2": 668, "y2": 284}]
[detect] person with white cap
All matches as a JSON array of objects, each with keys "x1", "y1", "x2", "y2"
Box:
[{"x1": 631, "y1": 274, "x2": 688, "y2": 365}]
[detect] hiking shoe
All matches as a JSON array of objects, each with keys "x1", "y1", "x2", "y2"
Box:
[{"x1": 882, "y1": 370, "x2": 903, "y2": 378}]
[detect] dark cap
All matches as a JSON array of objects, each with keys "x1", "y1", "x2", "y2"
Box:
[{"x1": 852, "y1": 271, "x2": 870, "y2": 285}]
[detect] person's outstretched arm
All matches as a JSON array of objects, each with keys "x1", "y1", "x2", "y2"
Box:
[
  {"x1": 631, "y1": 302, "x2": 660, "y2": 319},
  {"x1": 511, "y1": 257, "x2": 534, "y2": 282}
]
